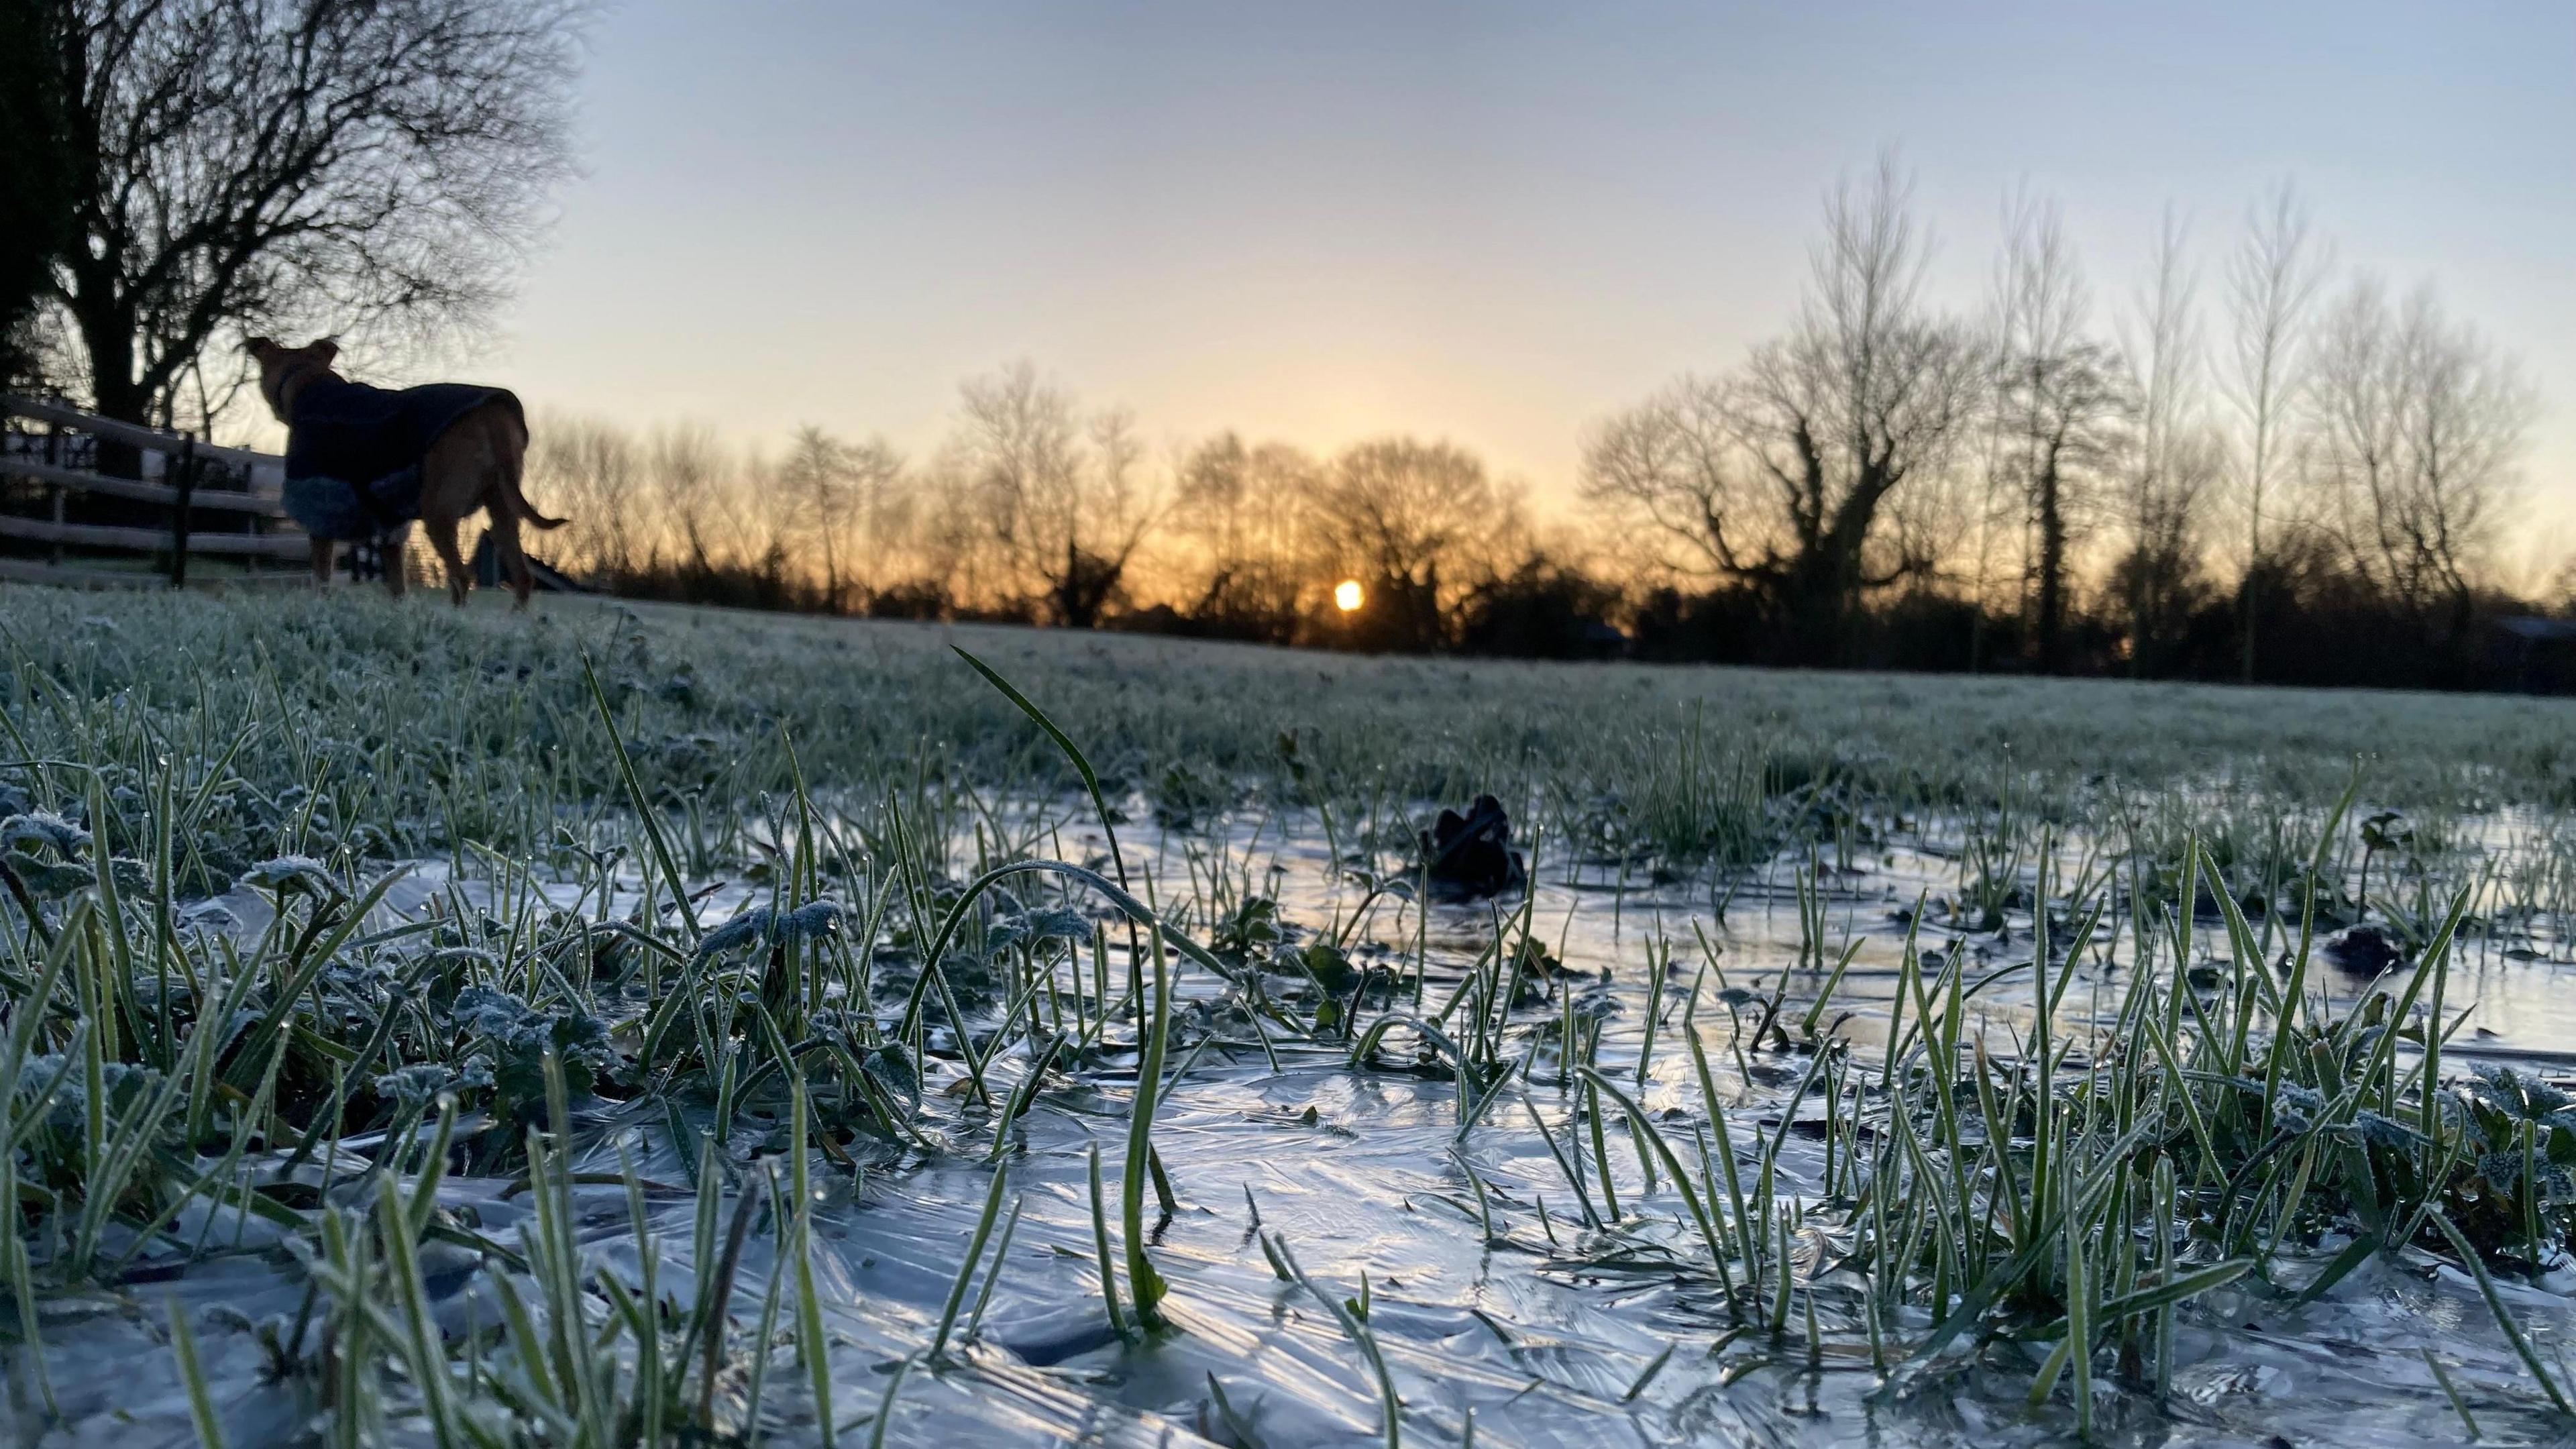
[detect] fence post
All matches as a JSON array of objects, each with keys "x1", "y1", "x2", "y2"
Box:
[
  {"x1": 45, "y1": 421, "x2": 63, "y2": 566},
  {"x1": 246, "y1": 465, "x2": 263, "y2": 578},
  {"x1": 168, "y1": 434, "x2": 198, "y2": 588}
]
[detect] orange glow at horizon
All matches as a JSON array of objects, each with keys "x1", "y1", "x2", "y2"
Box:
[{"x1": 1334, "y1": 579, "x2": 1364, "y2": 612}]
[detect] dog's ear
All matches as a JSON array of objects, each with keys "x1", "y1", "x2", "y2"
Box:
[
  {"x1": 244, "y1": 336, "x2": 278, "y2": 360},
  {"x1": 309, "y1": 338, "x2": 341, "y2": 364}
]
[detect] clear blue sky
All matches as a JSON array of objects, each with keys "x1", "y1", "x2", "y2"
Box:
[{"x1": 486, "y1": 1, "x2": 2575, "y2": 543}]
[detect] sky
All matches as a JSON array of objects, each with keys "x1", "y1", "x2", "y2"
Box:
[{"x1": 468, "y1": 1, "x2": 2575, "y2": 559}]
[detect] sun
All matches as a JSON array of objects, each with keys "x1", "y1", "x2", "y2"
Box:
[{"x1": 1333, "y1": 579, "x2": 1364, "y2": 612}]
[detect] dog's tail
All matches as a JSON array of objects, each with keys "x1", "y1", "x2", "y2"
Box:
[{"x1": 493, "y1": 409, "x2": 568, "y2": 530}]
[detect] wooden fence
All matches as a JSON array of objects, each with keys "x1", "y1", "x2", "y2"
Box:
[{"x1": 0, "y1": 394, "x2": 307, "y2": 588}]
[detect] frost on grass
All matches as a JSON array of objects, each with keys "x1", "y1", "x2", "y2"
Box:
[{"x1": 0, "y1": 586, "x2": 2574, "y2": 1446}]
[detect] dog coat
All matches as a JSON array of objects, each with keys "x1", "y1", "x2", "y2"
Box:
[{"x1": 280, "y1": 376, "x2": 521, "y2": 541}]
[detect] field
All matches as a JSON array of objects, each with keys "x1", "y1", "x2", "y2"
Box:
[{"x1": 5, "y1": 584, "x2": 2576, "y2": 1448}]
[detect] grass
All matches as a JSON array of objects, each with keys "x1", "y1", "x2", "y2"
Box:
[
  {"x1": 5, "y1": 586, "x2": 2575, "y2": 879},
  {"x1": 1, "y1": 581, "x2": 2575, "y2": 1444}
]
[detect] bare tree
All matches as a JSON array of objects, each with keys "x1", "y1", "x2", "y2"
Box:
[
  {"x1": 37, "y1": 0, "x2": 583, "y2": 451},
  {"x1": 1, "y1": 0, "x2": 76, "y2": 388},
  {"x1": 1582, "y1": 160, "x2": 1980, "y2": 661},
  {"x1": 839, "y1": 435, "x2": 911, "y2": 601},
  {"x1": 2310, "y1": 280, "x2": 2532, "y2": 647},
  {"x1": 527, "y1": 412, "x2": 644, "y2": 580},
  {"x1": 951, "y1": 363, "x2": 1081, "y2": 616},
  {"x1": 647, "y1": 423, "x2": 733, "y2": 583},
  {"x1": 1313, "y1": 437, "x2": 1520, "y2": 651},
  {"x1": 1731, "y1": 158, "x2": 1984, "y2": 661},
  {"x1": 1167, "y1": 432, "x2": 1326, "y2": 639},
  {"x1": 902, "y1": 458, "x2": 998, "y2": 615},
  {"x1": 2223, "y1": 182, "x2": 2329, "y2": 682},
  {"x1": 1990, "y1": 192, "x2": 2129, "y2": 672},
  {"x1": 1577, "y1": 374, "x2": 1738, "y2": 578},
  {"x1": 779, "y1": 425, "x2": 857, "y2": 610},
  {"x1": 949, "y1": 362, "x2": 1163, "y2": 627},
  {"x1": 741, "y1": 449, "x2": 796, "y2": 595},
  {"x1": 2110, "y1": 211, "x2": 2222, "y2": 673},
  {"x1": 1075, "y1": 408, "x2": 1157, "y2": 622},
  {"x1": 1959, "y1": 256, "x2": 2025, "y2": 674}
]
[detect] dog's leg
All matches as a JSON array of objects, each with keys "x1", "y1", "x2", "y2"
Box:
[
  {"x1": 424, "y1": 514, "x2": 471, "y2": 606},
  {"x1": 382, "y1": 531, "x2": 409, "y2": 598},
  {"x1": 309, "y1": 538, "x2": 333, "y2": 586},
  {"x1": 489, "y1": 512, "x2": 535, "y2": 608},
  {"x1": 420, "y1": 409, "x2": 496, "y2": 608}
]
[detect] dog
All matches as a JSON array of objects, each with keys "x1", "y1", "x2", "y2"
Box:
[{"x1": 245, "y1": 337, "x2": 565, "y2": 605}]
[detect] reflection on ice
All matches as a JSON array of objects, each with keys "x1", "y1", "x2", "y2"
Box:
[{"x1": 18, "y1": 799, "x2": 2576, "y2": 1448}]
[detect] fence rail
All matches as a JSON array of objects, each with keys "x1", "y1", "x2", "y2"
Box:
[
  {"x1": 1, "y1": 394, "x2": 278, "y2": 474},
  {"x1": 0, "y1": 515, "x2": 309, "y2": 557},
  {"x1": 0, "y1": 394, "x2": 303, "y2": 588},
  {"x1": 0, "y1": 454, "x2": 288, "y2": 517}
]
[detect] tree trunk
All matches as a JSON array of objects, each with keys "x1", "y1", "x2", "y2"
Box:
[
  {"x1": 1779, "y1": 553, "x2": 1853, "y2": 666},
  {"x1": 2238, "y1": 568, "x2": 2259, "y2": 685},
  {"x1": 2127, "y1": 569, "x2": 2151, "y2": 679},
  {"x1": 1778, "y1": 488, "x2": 1884, "y2": 666},
  {"x1": 2034, "y1": 460, "x2": 2066, "y2": 674},
  {"x1": 70, "y1": 283, "x2": 147, "y2": 479}
]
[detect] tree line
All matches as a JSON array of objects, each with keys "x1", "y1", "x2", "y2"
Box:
[
  {"x1": 1580, "y1": 162, "x2": 2559, "y2": 688},
  {"x1": 525, "y1": 368, "x2": 1556, "y2": 657},
  {"x1": 523, "y1": 163, "x2": 2567, "y2": 690}
]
